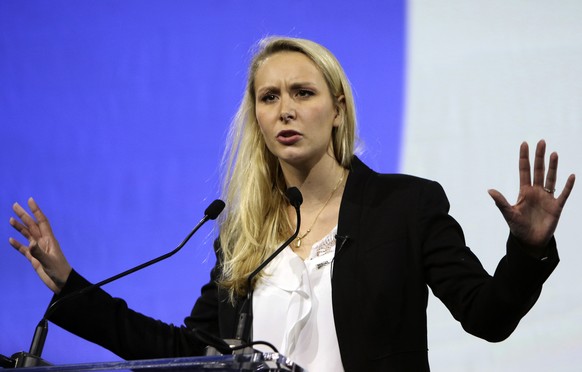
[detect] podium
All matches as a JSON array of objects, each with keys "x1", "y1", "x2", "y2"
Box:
[{"x1": 6, "y1": 353, "x2": 305, "y2": 371}]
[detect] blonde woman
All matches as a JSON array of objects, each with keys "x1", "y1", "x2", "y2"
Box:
[{"x1": 10, "y1": 37, "x2": 575, "y2": 371}]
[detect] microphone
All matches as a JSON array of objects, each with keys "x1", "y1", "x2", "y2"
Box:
[
  {"x1": 234, "y1": 187, "x2": 303, "y2": 344},
  {"x1": 12, "y1": 199, "x2": 225, "y2": 368}
]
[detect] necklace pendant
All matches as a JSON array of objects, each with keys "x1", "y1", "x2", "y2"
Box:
[{"x1": 296, "y1": 238, "x2": 302, "y2": 248}]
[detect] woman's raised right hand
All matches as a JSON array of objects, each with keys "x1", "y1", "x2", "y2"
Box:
[{"x1": 9, "y1": 198, "x2": 72, "y2": 294}]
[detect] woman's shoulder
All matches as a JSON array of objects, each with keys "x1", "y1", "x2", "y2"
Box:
[{"x1": 350, "y1": 156, "x2": 441, "y2": 191}]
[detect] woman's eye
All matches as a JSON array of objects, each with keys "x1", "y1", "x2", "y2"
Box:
[
  {"x1": 261, "y1": 94, "x2": 277, "y2": 103},
  {"x1": 297, "y1": 90, "x2": 314, "y2": 98}
]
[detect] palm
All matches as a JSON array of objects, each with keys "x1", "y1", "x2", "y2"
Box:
[
  {"x1": 488, "y1": 140, "x2": 575, "y2": 254},
  {"x1": 9, "y1": 198, "x2": 71, "y2": 293},
  {"x1": 29, "y1": 236, "x2": 60, "y2": 289}
]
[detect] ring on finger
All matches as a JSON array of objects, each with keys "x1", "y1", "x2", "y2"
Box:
[{"x1": 543, "y1": 187, "x2": 556, "y2": 193}]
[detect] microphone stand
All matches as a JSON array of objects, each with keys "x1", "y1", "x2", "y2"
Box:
[
  {"x1": 205, "y1": 187, "x2": 303, "y2": 356},
  {"x1": 205, "y1": 188, "x2": 302, "y2": 356}
]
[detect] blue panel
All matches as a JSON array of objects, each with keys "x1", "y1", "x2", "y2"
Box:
[{"x1": 0, "y1": 0, "x2": 405, "y2": 364}]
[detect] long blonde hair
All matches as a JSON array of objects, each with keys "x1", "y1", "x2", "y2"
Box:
[{"x1": 218, "y1": 36, "x2": 357, "y2": 301}]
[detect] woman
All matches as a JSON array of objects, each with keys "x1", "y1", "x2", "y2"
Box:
[{"x1": 9, "y1": 37, "x2": 576, "y2": 371}]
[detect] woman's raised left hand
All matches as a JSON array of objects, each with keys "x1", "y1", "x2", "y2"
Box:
[{"x1": 488, "y1": 140, "x2": 575, "y2": 257}]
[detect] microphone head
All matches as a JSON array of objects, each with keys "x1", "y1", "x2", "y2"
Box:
[
  {"x1": 205, "y1": 199, "x2": 225, "y2": 220},
  {"x1": 285, "y1": 187, "x2": 303, "y2": 208}
]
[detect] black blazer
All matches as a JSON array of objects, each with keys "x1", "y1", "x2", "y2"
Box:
[{"x1": 51, "y1": 156, "x2": 559, "y2": 371}]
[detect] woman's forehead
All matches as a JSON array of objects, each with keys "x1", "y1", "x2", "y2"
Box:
[{"x1": 254, "y1": 51, "x2": 324, "y2": 87}]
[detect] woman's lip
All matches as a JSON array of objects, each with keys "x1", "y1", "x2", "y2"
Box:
[{"x1": 276, "y1": 130, "x2": 302, "y2": 145}]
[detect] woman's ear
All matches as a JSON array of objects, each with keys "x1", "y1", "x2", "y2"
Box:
[{"x1": 333, "y1": 95, "x2": 346, "y2": 128}]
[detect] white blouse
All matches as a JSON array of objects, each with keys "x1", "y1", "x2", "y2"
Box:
[{"x1": 252, "y1": 227, "x2": 344, "y2": 372}]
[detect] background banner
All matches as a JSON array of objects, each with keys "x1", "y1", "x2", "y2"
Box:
[{"x1": 1, "y1": 1, "x2": 580, "y2": 370}]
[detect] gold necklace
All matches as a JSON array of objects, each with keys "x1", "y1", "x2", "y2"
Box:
[{"x1": 295, "y1": 170, "x2": 345, "y2": 248}]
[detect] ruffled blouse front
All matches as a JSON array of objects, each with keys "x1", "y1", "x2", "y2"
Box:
[{"x1": 252, "y1": 227, "x2": 344, "y2": 372}]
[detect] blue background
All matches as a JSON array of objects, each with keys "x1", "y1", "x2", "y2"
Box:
[{"x1": 0, "y1": 0, "x2": 405, "y2": 364}]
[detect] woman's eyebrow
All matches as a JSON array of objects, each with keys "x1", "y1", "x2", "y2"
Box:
[{"x1": 256, "y1": 85, "x2": 280, "y2": 95}]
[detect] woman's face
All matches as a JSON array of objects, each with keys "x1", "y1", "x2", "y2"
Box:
[{"x1": 254, "y1": 51, "x2": 342, "y2": 169}]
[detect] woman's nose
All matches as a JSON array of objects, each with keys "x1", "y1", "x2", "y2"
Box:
[{"x1": 279, "y1": 96, "x2": 296, "y2": 123}]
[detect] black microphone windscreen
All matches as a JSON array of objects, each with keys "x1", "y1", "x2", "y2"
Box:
[
  {"x1": 285, "y1": 187, "x2": 303, "y2": 208},
  {"x1": 205, "y1": 199, "x2": 225, "y2": 220}
]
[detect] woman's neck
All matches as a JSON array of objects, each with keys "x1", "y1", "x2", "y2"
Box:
[
  {"x1": 280, "y1": 154, "x2": 345, "y2": 206},
  {"x1": 281, "y1": 154, "x2": 347, "y2": 259}
]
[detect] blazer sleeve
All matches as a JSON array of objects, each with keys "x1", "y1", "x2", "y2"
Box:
[
  {"x1": 185, "y1": 239, "x2": 238, "y2": 340},
  {"x1": 184, "y1": 239, "x2": 223, "y2": 336},
  {"x1": 420, "y1": 180, "x2": 559, "y2": 342},
  {"x1": 48, "y1": 271, "x2": 211, "y2": 360}
]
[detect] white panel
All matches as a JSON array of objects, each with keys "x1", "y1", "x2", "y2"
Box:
[{"x1": 404, "y1": 1, "x2": 582, "y2": 371}]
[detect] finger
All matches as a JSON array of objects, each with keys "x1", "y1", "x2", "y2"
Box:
[
  {"x1": 518, "y1": 142, "x2": 531, "y2": 188},
  {"x1": 9, "y1": 236, "x2": 27, "y2": 253},
  {"x1": 556, "y1": 174, "x2": 576, "y2": 208},
  {"x1": 544, "y1": 151, "x2": 558, "y2": 191},
  {"x1": 28, "y1": 197, "x2": 54, "y2": 236},
  {"x1": 8, "y1": 237, "x2": 34, "y2": 261},
  {"x1": 12, "y1": 202, "x2": 41, "y2": 239},
  {"x1": 488, "y1": 189, "x2": 512, "y2": 215},
  {"x1": 9, "y1": 217, "x2": 33, "y2": 241},
  {"x1": 532, "y1": 139, "x2": 546, "y2": 186}
]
